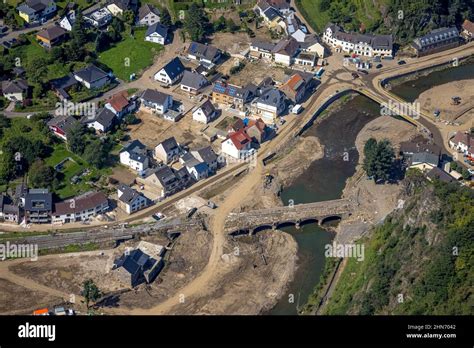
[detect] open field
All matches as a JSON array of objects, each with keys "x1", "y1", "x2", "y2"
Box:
[{"x1": 98, "y1": 29, "x2": 164, "y2": 81}]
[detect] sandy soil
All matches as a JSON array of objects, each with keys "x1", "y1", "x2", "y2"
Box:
[
  {"x1": 417, "y1": 79, "x2": 474, "y2": 123},
  {"x1": 0, "y1": 278, "x2": 61, "y2": 315},
  {"x1": 336, "y1": 116, "x2": 419, "y2": 244},
  {"x1": 228, "y1": 59, "x2": 288, "y2": 86},
  {"x1": 156, "y1": 231, "x2": 297, "y2": 315}
]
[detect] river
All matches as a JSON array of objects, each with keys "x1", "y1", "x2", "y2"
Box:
[
  {"x1": 389, "y1": 59, "x2": 474, "y2": 102},
  {"x1": 268, "y1": 95, "x2": 381, "y2": 315},
  {"x1": 268, "y1": 57, "x2": 474, "y2": 315}
]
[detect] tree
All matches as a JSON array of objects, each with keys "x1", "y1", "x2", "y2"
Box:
[
  {"x1": 123, "y1": 113, "x2": 140, "y2": 125},
  {"x1": 71, "y1": 11, "x2": 87, "y2": 46},
  {"x1": 28, "y1": 160, "x2": 56, "y2": 189},
  {"x1": 184, "y1": 3, "x2": 210, "y2": 42},
  {"x1": 160, "y1": 8, "x2": 172, "y2": 27},
  {"x1": 95, "y1": 32, "x2": 110, "y2": 52},
  {"x1": 82, "y1": 140, "x2": 107, "y2": 169},
  {"x1": 81, "y1": 279, "x2": 101, "y2": 309},
  {"x1": 28, "y1": 57, "x2": 48, "y2": 84},
  {"x1": 122, "y1": 10, "x2": 135, "y2": 25},
  {"x1": 67, "y1": 122, "x2": 87, "y2": 155},
  {"x1": 363, "y1": 138, "x2": 395, "y2": 183},
  {"x1": 213, "y1": 15, "x2": 226, "y2": 32}
]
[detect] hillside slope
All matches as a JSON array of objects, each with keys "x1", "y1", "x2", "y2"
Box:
[
  {"x1": 296, "y1": 0, "x2": 474, "y2": 43},
  {"x1": 324, "y1": 171, "x2": 473, "y2": 315}
]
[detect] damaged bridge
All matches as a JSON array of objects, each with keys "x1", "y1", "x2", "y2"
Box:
[{"x1": 225, "y1": 198, "x2": 356, "y2": 236}]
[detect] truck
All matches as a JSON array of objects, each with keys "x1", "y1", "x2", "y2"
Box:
[{"x1": 292, "y1": 104, "x2": 303, "y2": 114}]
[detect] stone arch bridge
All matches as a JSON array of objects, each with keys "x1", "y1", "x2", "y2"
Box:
[{"x1": 225, "y1": 198, "x2": 357, "y2": 236}]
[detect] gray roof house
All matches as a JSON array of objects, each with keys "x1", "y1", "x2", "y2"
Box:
[
  {"x1": 187, "y1": 42, "x2": 221, "y2": 65},
  {"x1": 154, "y1": 57, "x2": 185, "y2": 85},
  {"x1": 137, "y1": 3, "x2": 160, "y2": 26},
  {"x1": 145, "y1": 23, "x2": 169, "y2": 44},
  {"x1": 180, "y1": 70, "x2": 208, "y2": 94},
  {"x1": 191, "y1": 146, "x2": 218, "y2": 171},
  {"x1": 412, "y1": 27, "x2": 460, "y2": 56},
  {"x1": 24, "y1": 188, "x2": 53, "y2": 224},
  {"x1": 113, "y1": 247, "x2": 163, "y2": 287},
  {"x1": 117, "y1": 183, "x2": 149, "y2": 214},
  {"x1": 154, "y1": 137, "x2": 181, "y2": 163},
  {"x1": 73, "y1": 64, "x2": 110, "y2": 89},
  {"x1": 1, "y1": 79, "x2": 29, "y2": 101},
  {"x1": 85, "y1": 108, "x2": 116, "y2": 133}
]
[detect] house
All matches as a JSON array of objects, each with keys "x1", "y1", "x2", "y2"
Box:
[
  {"x1": 120, "y1": 140, "x2": 149, "y2": 172},
  {"x1": 279, "y1": 72, "x2": 314, "y2": 103},
  {"x1": 249, "y1": 40, "x2": 276, "y2": 60},
  {"x1": 191, "y1": 146, "x2": 219, "y2": 172},
  {"x1": 412, "y1": 27, "x2": 460, "y2": 57},
  {"x1": 145, "y1": 23, "x2": 168, "y2": 44},
  {"x1": 192, "y1": 99, "x2": 217, "y2": 124},
  {"x1": 85, "y1": 108, "x2": 116, "y2": 133},
  {"x1": 106, "y1": 0, "x2": 137, "y2": 17},
  {"x1": 211, "y1": 81, "x2": 252, "y2": 110},
  {"x1": 426, "y1": 167, "x2": 456, "y2": 184},
  {"x1": 24, "y1": 189, "x2": 53, "y2": 224},
  {"x1": 117, "y1": 184, "x2": 149, "y2": 214},
  {"x1": 74, "y1": 65, "x2": 110, "y2": 89},
  {"x1": 221, "y1": 129, "x2": 252, "y2": 159},
  {"x1": 180, "y1": 70, "x2": 208, "y2": 94},
  {"x1": 52, "y1": 191, "x2": 109, "y2": 224},
  {"x1": 136, "y1": 165, "x2": 189, "y2": 199},
  {"x1": 154, "y1": 137, "x2": 180, "y2": 163},
  {"x1": 409, "y1": 152, "x2": 440, "y2": 172},
  {"x1": 17, "y1": 0, "x2": 56, "y2": 23},
  {"x1": 47, "y1": 115, "x2": 78, "y2": 141},
  {"x1": 113, "y1": 241, "x2": 164, "y2": 288},
  {"x1": 59, "y1": 10, "x2": 75, "y2": 31},
  {"x1": 255, "y1": 1, "x2": 283, "y2": 27},
  {"x1": 0, "y1": 195, "x2": 20, "y2": 224},
  {"x1": 186, "y1": 42, "x2": 221, "y2": 66},
  {"x1": 294, "y1": 51, "x2": 317, "y2": 67},
  {"x1": 1, "y1": 79, "x2": 29, "y2": 102},
  {"x1": 323, "y1": 23, "x2": 393, "y2": 58},
  {"x1": 84, "y1": 7, "x2": 112, "y2": 28},
  {"x1": 50, "y1": 74, "x2": 79, "y2": 100},
  {"x1": 36, "y1": 25, "x2": 66, "y2": 49},
  {"x1": 137, "y1": 3, "x2": 160, "y2": 26},
  {"x1": 105, "y1": 91, "x2": 136, "y2": 118},
  {"x1": 272, "y1": 37, "x2": 299, "y2": 66},
  {"x1": 184, "y1": 158, "x2": 209, "y2": 181},
  {"x1": 245, "y1": 118, "x2": 270, "y2": 144},
  {"x1": 140, "y1": 89, "x2": 173, "y2": 114},
  {"x1": 449, "y1": 131, "x2": 474, "y2": 156},
  {"x1": 462, "y1": 19, "x2": 474, "y2": 41},
  {"x1": 154, "y1": 57, "x2": 185, "y2": 85},
  {"x1": 298, "y1": 34, "x2": 326, "y2": 58},
  {"x1": 252, "y1": 88, "x2": 287, "y2": 124},
  {"x1": 399, "y1": 141, "x2": 441, "y2": 157}
]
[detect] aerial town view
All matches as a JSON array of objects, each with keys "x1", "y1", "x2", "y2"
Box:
[{"x1": 0, "y1": 0, "x2": 472, "y2": 344}]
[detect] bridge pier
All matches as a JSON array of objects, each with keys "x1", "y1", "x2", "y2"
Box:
[
  {"x1": 295, "y1": 220, "x2": 301, "y2": 229},
  {"x1": 248, "y1": 229, "x2": 254, "y2": 236}
]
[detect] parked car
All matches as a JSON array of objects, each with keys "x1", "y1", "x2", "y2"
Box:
[
  {"x1": 398, "y1": 60, "x2": 406, "y2": 65},
  {"x1": 358, "y1": 70, "x2": 369, "y2": 75},
  {"x1": 376, "y1": 64, "x2": 383, "y2": 69},
  {"x1": 0, "y1": 26, "x2": 8, "y2": 33}
]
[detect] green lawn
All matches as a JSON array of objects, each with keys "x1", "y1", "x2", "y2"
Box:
[
  {"x1": 98, "y1": 28, "x2": 164, "y2": 81},
  {"x1": 295, "y1": 0, "x2": 331, "y2": 32}
]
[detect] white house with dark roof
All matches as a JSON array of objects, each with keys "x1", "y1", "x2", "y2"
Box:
[
  {"x1": 1, "y1": 79, "x2": 29, "y2": 102},
  {"x1": 137, "y1": 3, "x2": 160, "y2": 26},
  {"x1": 154, "y1": 57, "x2": 185, "y2": 85},
  {"x1": 59, "y1": 10, "x2": 75, "y2": 31},
  {"x1": 252, "y1": 88, "x2": 287, "y2": 124},
  {"x1": 52, "y1": 191, "x2": 109, "y2": 224},
  {"x1": 323, "y1": 23, "x2": 393, "y2": 58},
  {"x1": 192, "y1": 99, "x2": 217, "y2": 124},
  {"x1": 85, "y1": 108, "x2": 116, "y2": 133},
  {"x1": 145, "y1": 23, "x2": 168, "y2": 44},
  {"x1": 117, "y1": 184, "x2": 149, "y2": 214},
  {"x1": 154, "y1": 137, "x2": 181, "y2": 163},
  {"x1": 272, "y1": 37, "x2": 300, "y2": 66},
  {"x1": 249, "y1": 40, "x2": 276, "y2": 60},
  {"x1": 74, "y1": 65, "x2": 110, "y2": 89},
  {"x1": 180, "y1": 70, "x2": 208, "y2": 94},
  {"x1": 412, "y1": 27, "x2": 460, "y2": 57},
  {"x1": 120, "y1": 140, "x2": 149, "y2": 172},
  {"x1": 191, "y1": 146, "x2": 218, "y2": 172},
  {"x1": 140, "y1": 89, "x2": 173, "y2": 114},
  {"x1": 186, "y1": 42, "x2": 221, "y2": 66}
]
